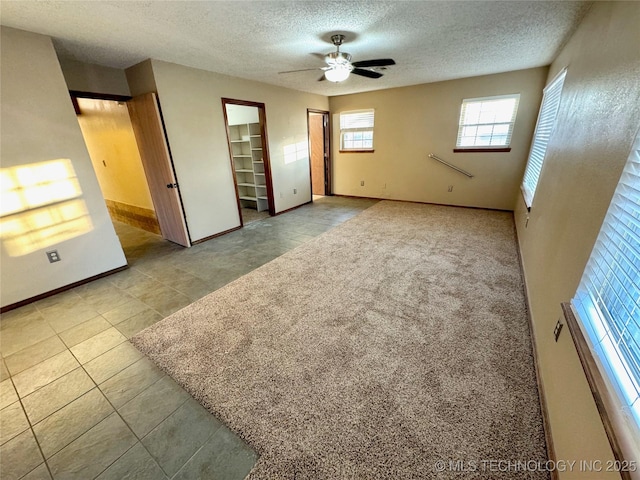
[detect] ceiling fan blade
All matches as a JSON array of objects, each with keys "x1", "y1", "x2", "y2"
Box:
[
  {"x1": 318, "y1": 74, "x2": 326, "y2": 82},
  {"x1": 278, "y1": 67, "x2": 323, "y2": 74},
  {"x1": 352, "y1": 68, "x2": 383, "y2": 79},
  {"x1": 351, "y1": 58, "x2": 396, "y2": 68}
]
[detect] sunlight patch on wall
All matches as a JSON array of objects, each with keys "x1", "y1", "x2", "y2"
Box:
[
  {"x1": 0, "y1": 159, "x2": 93, "y2": 256},
  {"x1": 284, "y1": 141, "x2": 308, "y2": 165}
]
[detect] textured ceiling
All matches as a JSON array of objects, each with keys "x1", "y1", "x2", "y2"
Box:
[{"x1": 0, "y1": 1, "x2": 592, "y2": 96}]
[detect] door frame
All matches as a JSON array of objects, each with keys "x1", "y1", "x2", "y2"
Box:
[
  {"x1": 222, "y1": 98, "x2": 276, "y2": 221},
  {"x1": 307, "y1": 109, "x2": 332, "y2": 197},
  {"x1": 71, "y1": 90, "x2": 192, "y2": 247}
]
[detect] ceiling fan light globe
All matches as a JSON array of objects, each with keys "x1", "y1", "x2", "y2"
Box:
[{"x1": 325, "y1": 66, "x2": 351, "y2": 83}]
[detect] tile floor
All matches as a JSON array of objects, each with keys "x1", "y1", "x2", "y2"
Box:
[{"x1": 0, "y1": 196, "x2": 377, "y2": 480}]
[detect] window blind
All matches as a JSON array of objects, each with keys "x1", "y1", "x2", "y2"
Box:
[
  {"x1": 521, "y1": 69, "x2": 567, "y2": 207},
  {"x1": 572, "y1": 134, "x2": 640, "y2": 429},
  {"x1": 456, "y1": 94, "x2": 520, "y2": 148},
  {"x1": 340, "y1": 109, "x2": 374, "y2": 130},
  {"x1": 340, "y1": 110, "x2": 375, "y2": 150}
]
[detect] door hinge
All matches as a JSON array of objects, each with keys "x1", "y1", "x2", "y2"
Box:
[{"x1": 166, "y1": 183, "x2": 178, "y2": 189}]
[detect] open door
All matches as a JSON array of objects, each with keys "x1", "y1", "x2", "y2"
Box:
[
  {"x1": 308, "y1": 109, "x2": 331, "y2": 197},
  {"x1": 127, "y1": 93, "x2": 191, "y2": 247}
]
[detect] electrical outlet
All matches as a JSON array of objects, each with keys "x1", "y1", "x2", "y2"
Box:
[
  {"x1": 360, "y1": 180, "x2": 365, "y2": 186},
  {"x1": 46, "y1": 250, "x2": 61, "y2": 263},
  {"x1": 553, "y1": 319, "x2": 563, "y2": 342},
  {"x1": 293, "y1": 188, "x2": 297, "y2": 194},
  {"x1": 448, "y1": 185, "x2": 454, "y2": 192}
]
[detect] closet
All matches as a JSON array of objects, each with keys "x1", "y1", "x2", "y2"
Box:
[{"x1": 228, "y1": 121, "x2": 268, "y2": 212}]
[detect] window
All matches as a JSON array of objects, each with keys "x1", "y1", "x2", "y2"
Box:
[
  {"x1": 340, "y1": 109, "x2": 374, "y2": 151},
  {"x1": 571, "y1": 133, "x2": 640, "y2": 444},
  {"x1": 521, "y1": 69, "x2": 567, "y2": 208},
  {"x1": 455, "y1": 94, "x2": 520, "y2": 149}
]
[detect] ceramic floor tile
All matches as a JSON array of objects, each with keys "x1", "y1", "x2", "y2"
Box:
[
  {"x1": 136, "y1": 286, "x2": 192, "y2": 317},
  {"x1": 107, "y1": 268, "x2": 152, "y2": 291},
  {"x1": 0, "y1": 304, "x2": 40, "y2": 329},
  {"x1": 0, "y1": 317, "x2": 56, "y2": 358},
  {"x1": 122, "y1": 277, "x2": 165, "y2": 299},
  {"x1": 58, "y1": 316, "x2": 111, "y2": 348},
  {"x1": 81, "y1": 287, "x2": 134, "y2": 315},
  {"x1": 118, "y1": 375, "x2": 190, "y2": 438},
  {"x1": 47, "y1": 413, "x2": 136, "y2": 480},
  {"x1": 22, "y1": 367, "x2": 94, "y2": 425},
  {"x1": 69, "y1": 327, "x2": 126, "y2": 364},
  {"x1": 33, "y1": 388, "x2": 114, "y2": 458},
  {"x1": 0, "y1": 378, "x2": 19, "y2": 409},
  {"x1": 4, "y1": 336, "x2": 67, "y2": 376},
  {"x1": 12, "y1": 351, "x2": 79, "y2": 398},
  {"x1": 0, "y1": 401, "x2": 29, "y2": 445},
  {"x1": 141, "y1": 398, "x2": 223, "y2": 477},
  {"x1": 114, "y1": 309, "x2": 163, "y2": 339},
  {"x1": 99, "y1": 357, "x2": 164, "y2": 408},
  {"x1": 102, "y1": 298, "x2": 151, "y2": 325},
  {"x1": 172, "y1": 424, "x2": 257, "y2": 480},
  {"x1": 95, "y1": 442, "x2": 168, "y2": 480},
  {"x1": 40, "y1": 301, "x2": 101, "y2": 334},
  {"x1": 0, "y1": 360, "x2": 9, "y2": 382},
  {"x1": 21, "y1": 463, "x2": 52, "y2": 480},
  {"x1": 0, "y1": 429, "x2": 44, "y2": 480},
  {"x1": 83, "y1": 342, "x2": 143, "y2": 385}
]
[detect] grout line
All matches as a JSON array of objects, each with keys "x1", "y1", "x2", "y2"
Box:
[{"x1": 7, "y1": 374, "x2": 55, "y2": 480}]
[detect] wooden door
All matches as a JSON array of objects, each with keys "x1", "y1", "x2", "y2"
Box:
[
  {"x1": 308, "y1": 110, "x2": 330, "y2": 196},
  {"x1": 309, "y1": 113, "x2": 325, "y2": 196},
  {"x1": 127, "y1": 93, "x2": 190, "y2": 247}
]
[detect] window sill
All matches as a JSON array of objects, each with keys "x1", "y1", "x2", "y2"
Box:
[
  {"x1": 453, "y1": 148, "x2": 511, "y2": 153},
  {"x1": 561, "y1": 302, "x2": 639, "y2": 479},
  {"x1": 339, "y1": 150, "x2": 374, "y2": 153}
]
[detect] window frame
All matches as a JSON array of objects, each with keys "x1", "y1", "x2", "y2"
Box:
[
  {"x1": 339, "y1": 109, "x2": 375, "y2": 152},
  {"x1": 521, "y1": 69, "x2": 567, "y2": 209},
  {"x1": 567, "y1": 131, "x2": 640, "y2": 473},
  {"x1": 454, "y1": 93, "x2": 520, "y2": 151}
]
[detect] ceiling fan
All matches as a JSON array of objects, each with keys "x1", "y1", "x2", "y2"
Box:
[{"x1": 279, "y1": 34, "x2": 396, "y2": 83}]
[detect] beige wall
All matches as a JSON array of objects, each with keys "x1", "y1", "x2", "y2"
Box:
[
  {"x1": 329, "y1": 67, "x2": 548, "y2": 210},
  {"x1": 514, "y1": 2, "x2": 640, "y2": 478},
  {"x1": 129, "y1": 59, "x2": 329, "y2": 242},
  {"x1": 76, "y1": 98, "x2": 154, "y2": 210},
  {"x1": 59, "y1": 57, "x2": 130, "y2": 96},
  {"x1": 0, "y1": 27, "x2": 127, "y2": 307}
]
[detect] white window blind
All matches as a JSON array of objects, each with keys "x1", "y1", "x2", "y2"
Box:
[
  {"x1": 572, "y1": 133, "x2": 640, "y2": 431},
  {"x1": 456, "y1": 94, "x2": 520, "y2": 148},
  {"x1": 340, "y1": 109, "x2": 374, "y2": 150},
  {"x1": 521, "y1": 69, "x2": 567, "y2": 207}
]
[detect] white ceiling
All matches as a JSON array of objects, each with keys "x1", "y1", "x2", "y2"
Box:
[{"x1": 0, "y1": 1, "x2": 592, "y2": 97}]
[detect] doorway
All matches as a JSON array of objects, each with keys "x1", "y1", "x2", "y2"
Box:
[
  {"x1": 308, "y1": 109, "x2": 331, "y2": 200},
  {"x1": 73, "y1": 91, "x2": 191, "y2": 248},
  {"x1": 222, "y1": 98, "x2": 275, "y2": 225}
]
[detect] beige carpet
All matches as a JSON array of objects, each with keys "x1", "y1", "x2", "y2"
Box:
[{"x1": 132, "y1": 201, "x2": 548, "y2": 479}]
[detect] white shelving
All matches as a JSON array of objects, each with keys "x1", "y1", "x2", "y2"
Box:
[{"x1": 229, "y1": 122, "x2": 268, "y2": 212}]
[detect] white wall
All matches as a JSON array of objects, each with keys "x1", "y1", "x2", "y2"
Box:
[
  {"x1": 131, "y1": 59, "x2": 328, "y2": 242},
  {"x1": 329, "y1": 68, "x2": 548, "y2": 210},
  {"x1": 1, "y1": 27, "x2": 127, "y2": 307},
  {"x1": 514, "y1": 2, "x2": 640, "y2": 477},
  {"x1": 76, "y1": 98, "x2": 154, "y2": 210}
]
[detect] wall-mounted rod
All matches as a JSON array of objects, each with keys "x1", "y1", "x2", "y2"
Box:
[{"x1": 428, "y1": 154, "x2": 474, "y2": 178}]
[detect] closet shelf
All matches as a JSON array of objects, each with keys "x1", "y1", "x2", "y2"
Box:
[
  {"x1": 239, "y1": 195, "x2": 257, "y2": 201},
  {"x1": 238, "y1": 182, "x2": 256, "y2": 187},
  {"x1": 236, "y1": 169, "x2": 253, "y2": 173}
]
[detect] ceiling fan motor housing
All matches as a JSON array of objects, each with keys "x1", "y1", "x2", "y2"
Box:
[{"x1": 325, "y1": 51, "x2": 352, "y2": 65}]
